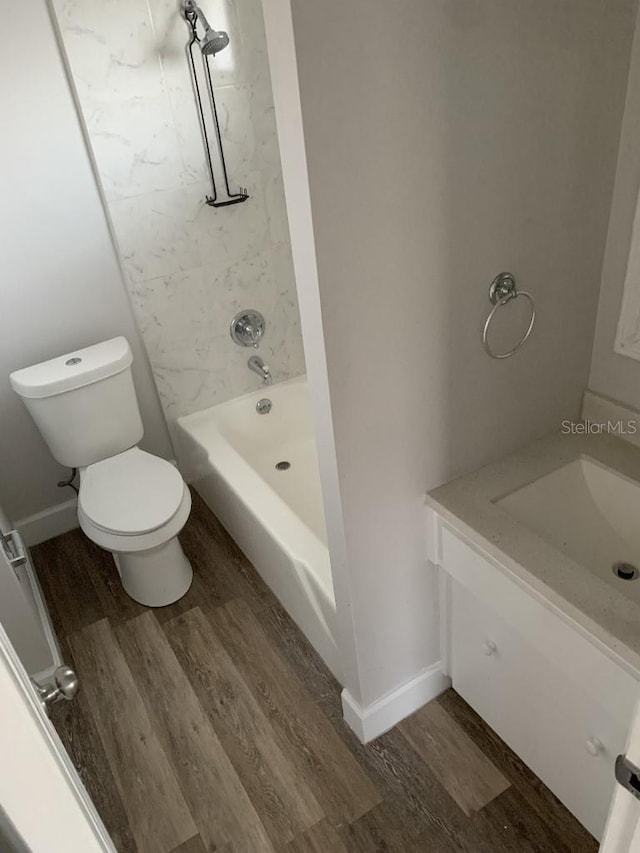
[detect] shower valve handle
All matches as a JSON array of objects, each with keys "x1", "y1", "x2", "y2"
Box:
[
  {"x1": 230, "y1": 310, "x2": 266, "y2": 348},
  {"x1": 245, "y1": 325, "x2": 259, "y2": 346}
]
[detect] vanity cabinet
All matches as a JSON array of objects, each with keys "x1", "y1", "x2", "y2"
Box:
[{"x1": 432, "y1": 519, "x2": 639, "y2": 840}]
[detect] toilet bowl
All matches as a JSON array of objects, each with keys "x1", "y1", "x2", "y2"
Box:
[
  {"x1": 9, "y1": 337, "x2": 193, "y2": 607},
  {"x1": 77, "y1": 447, "x2": 193, "y2": 606}
]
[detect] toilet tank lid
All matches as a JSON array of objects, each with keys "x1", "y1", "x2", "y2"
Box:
[{"x1": 9, "y1": 337, "x2": 133, "y2": 399}]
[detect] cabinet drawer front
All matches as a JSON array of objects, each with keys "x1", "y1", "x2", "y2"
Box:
[
  {"x1": 452, "y1": 581, "x2": 627, "y2": 840},
  {"x1": 442, "y1": 527, "x2": 638, "y2": 724}
]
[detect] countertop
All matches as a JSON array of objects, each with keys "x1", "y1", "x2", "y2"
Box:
[{"x1": 427, "y1": 429, "x2": 640, "y2": 677}]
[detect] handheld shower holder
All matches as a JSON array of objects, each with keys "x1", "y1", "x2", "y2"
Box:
[{"x1": 182, "y1": 0, "x2": 249, "y2": 208}]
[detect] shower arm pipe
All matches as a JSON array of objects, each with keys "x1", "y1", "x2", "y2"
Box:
[{"x1": 185, "y1": 0, "x2": 213, "y2": 34}]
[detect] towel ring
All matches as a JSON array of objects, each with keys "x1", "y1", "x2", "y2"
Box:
[{"x1": 482, "y1": 272, "x2": 535, "y2": 360}]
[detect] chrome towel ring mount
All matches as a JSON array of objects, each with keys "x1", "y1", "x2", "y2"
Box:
[{"x1": 482, "y1": 272, "x2": 536, "y2": 359}]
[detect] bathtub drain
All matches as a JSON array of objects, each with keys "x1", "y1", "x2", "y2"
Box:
[
  {"x1": 612, "y1": 561, "x2": 639, "y2": 581},
  {"x1": 275, "y1": 461, "x2": 291, "y2": 471}
]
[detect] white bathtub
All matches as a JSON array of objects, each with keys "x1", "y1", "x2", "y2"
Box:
[{"x1": 176, "y1": 376, "x2": 341, "y2": 681}]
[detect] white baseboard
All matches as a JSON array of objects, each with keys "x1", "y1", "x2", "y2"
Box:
[
  {"x1": 341, "y1": 662, "x2": 451, "y2": 743},
  {"x1": 16, "y1": 498, "x2": 79, "y2": 547}
]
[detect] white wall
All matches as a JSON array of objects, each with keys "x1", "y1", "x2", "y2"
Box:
[
  {"x1": 282, "y1": 0, "x2": 636, "y2": 710},
  {"x1": 53, "y1": 0, "x2": 305, "y2": 433},
  {"x1": 590, "y1": 4, "x2": 640, "y2": 409},
  {"x1": 0, "y1": 0, "x2": 173, "y2": 528}
]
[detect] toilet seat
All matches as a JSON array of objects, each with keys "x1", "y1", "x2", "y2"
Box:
[
  {"x1": 78, "y1": 486, "x2": 192, "y2": 555},
  {"x1": 79, "y1": 448, "x2": 185, "y2": 536}
]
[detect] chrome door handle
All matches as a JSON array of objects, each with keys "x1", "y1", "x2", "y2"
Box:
[{"x1": 32, "y1": 665, "x2": 79, "y2": 708}]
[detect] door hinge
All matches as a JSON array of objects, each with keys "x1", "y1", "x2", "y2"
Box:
[{"x1": 1, "y1": 529, "x2": 27, "y2": 573}]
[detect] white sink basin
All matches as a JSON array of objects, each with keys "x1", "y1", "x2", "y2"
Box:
[{"x1": 495, "y1": 457, "x2": 640, "y2": 599}]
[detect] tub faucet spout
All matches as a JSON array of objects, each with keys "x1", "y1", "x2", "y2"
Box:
[{"x1": 248, "y1": 355, "x2": 272, "y2": 385}]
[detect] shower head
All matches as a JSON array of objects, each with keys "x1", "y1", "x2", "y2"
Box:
[
  {"x1": 200, "y1": 26, "x2": 229, "y2": 56},
  {"x1": 183, "y1": 0, "x2": 230, "y2": 56}
]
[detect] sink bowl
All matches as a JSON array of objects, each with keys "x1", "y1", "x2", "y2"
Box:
[{"x1": 495, "y1": 457, "x2": 640, "y2": 599}]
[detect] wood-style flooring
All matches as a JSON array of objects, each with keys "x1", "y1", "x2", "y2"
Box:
[{"x1": 31, "y1": 491, "x2": 597, "y2": 853}]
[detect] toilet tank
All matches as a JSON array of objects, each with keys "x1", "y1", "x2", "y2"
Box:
[{"x1": 9, "y1": 337, "x2": 144, "y2": 468}]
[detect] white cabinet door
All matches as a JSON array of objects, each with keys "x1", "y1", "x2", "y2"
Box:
[
  {"x1": 0, "y1": 621, "x2": 115, "y2": 852},
  {"x1": 451, "y1": 580, "x2": 631, "y2": 840}
]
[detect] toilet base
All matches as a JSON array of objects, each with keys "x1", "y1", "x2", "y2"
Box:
[{"x1": 113, "y1": 536, "x2": 193, "y2": 607}]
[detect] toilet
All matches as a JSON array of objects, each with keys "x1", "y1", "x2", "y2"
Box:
[{"x1": 9, "y1": 337, "x2": 193, "y2": 607}]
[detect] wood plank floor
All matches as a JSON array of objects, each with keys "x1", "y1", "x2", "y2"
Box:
[{"x1": 31, "y1": 490, "x2": 597, "y2": 853}]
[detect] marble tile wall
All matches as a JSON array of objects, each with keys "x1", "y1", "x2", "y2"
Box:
[{"x1": 52, "y1": 0, "x2": 305, "y2": 431}]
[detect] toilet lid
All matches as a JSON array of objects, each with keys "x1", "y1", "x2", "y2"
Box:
[{"x1": 79, "y1": 448, "x2": 185, "y2": 535}]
